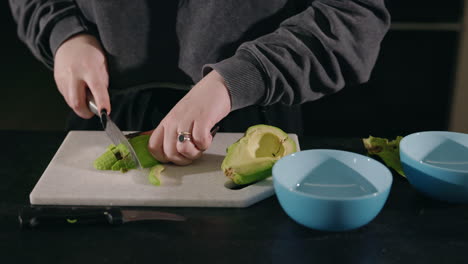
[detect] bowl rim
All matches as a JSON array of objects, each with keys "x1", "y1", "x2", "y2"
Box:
[
  {"x1": 400, "y1": 131, "x2": 468, "y2": 174},
  {"x1": 272, "y1": 149, "x2": 393, "y2": 201}
]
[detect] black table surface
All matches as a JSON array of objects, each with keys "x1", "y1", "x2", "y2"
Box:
[{"x1": 1, "y1": 131, "x2": 467, "y2": 264}]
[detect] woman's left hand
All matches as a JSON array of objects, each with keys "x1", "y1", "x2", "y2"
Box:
[{"x1": 148, "y1": 70, "x2": 231, "y2": 165}]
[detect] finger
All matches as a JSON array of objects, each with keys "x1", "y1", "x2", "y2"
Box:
[
  {"x1": 54, "y1": 77, "x2": 68, "y2": 103},
  {"x1": 192, "y1": 120, "x2": 213, "y2": 151},
  {"x1": 67, "y1": 79, "x2": 94, "y2": 119},
  {"x1": 177, "y1": 123, "x2": 202, "y2": 160},
  {"x1": 84, "y1": 70, "x2": 110, "y2": 114},
  {"x1": 177, "y1": 139, "x2": 202, "y2": 160},
  {"x1": 148, "y1": 126, "x2": 168, "y2": 163},
  {"x1": 164, "y1": 124, "x2": 192, "y2": 165}
]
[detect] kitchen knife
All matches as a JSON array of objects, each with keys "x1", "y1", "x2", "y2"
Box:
[
  {"x1": 19, "y1": 207, "x2": 186, "y2": 228},
  {"x1": 87, "y1": 93, "x2": 142, "y2": 169}
]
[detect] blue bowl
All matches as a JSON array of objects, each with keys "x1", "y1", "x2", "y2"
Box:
[
  {"x1": 272, "y1": 149, "x2": 392, "y2": 231},
  {"x1": 400, "y1": 131, "x2": 468, "y2": 203}
]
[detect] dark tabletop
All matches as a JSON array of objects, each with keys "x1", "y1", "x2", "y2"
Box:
[{"x1": 1, "y1": 131, "x2": 467, "y2": 264}]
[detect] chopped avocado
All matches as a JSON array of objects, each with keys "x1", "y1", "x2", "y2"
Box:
[
  {"x1": 93, "y1": 144, "x2": 119, "y2": 170},
  {"x1": 221, "y1": 124, "x2": 297, "y2": 185},
  {"x1": 94, "y1": 135, "x2": 164, "y2": 185},
  {"x1": 363, "y1": 135, "x2": 405, "y2": 177},
  {"x1": 148, "y1": 164, "x2": 165, "y2": 186},
  {"x1": 94, "y1": 135, "x2": 159, "y2": 171},
  {"x1": 94, "y1": 143, "x2": 136, "y2": 171},
  {"x1": 111, "y1": 158, "x2": 135, "y2": 172}
]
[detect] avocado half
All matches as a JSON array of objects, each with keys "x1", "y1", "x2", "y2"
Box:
[{"x1": 221, "y1": 124, "x2": 297, "y2": 185}]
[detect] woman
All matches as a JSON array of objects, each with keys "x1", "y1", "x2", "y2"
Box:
[{"x1": 9, "y1": 0, "x2": 390, "y2": 165}]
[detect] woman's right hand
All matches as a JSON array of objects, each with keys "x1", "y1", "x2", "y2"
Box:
[{"x1": 54, "y1": 34, "x2": 110, "y2": 118}]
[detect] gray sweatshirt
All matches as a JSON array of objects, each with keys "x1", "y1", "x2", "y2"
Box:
[{"x1": 9, "y1": 0, "x2": 390, "y2": 112}]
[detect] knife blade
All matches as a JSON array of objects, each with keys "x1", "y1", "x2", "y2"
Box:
[
  {"x1": 18, "y1": 207, "x2": 186, "y2": 228},
  {"x1": 101, "y1": 114, "x2": 143, "y2": 169},
  {"x1": 87, "y1": 93, "x2": 142, "y2": 169}
]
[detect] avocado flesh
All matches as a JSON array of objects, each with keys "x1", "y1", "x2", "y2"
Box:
[
  {"x1": 94, "y1": 143, "x2": 136, "y2": 171},
  {"x1": 128, "y1": 135, "x2": 160, "y2": 168},
  {"x1": 148, "y1": 164, "x2": 165, "y2": 186},
  {"x1": 94, "y1": 135, "x2": 164, "y2": 183},
  {"x1": 222, "y1": 125, "x2": 297, "y2": 185}
]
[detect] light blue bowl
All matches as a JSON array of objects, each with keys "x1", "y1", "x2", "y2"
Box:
[
  {"x1": 272, "y1": 149, "x2": 392, "y2": 231},
  {"x1": 400, "y1": 131, "x2": 468, "y2": 203}
]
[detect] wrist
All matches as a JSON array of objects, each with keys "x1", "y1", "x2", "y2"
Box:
[
  {"x1": 55, "y1": 33, "x2": 106, "y2": 67},
  {"x1": 49, "y1": 15, "x2": 89, "y2": 63},
  {"x1": 59, "y1": 34, "x2": 99, "y2": 50},
  {"x1": 202, "y1": 50, "x2": 266, "y2": 111},
  {"x1": 209, "y1": 70, "x2": 232, "y2": 115}
]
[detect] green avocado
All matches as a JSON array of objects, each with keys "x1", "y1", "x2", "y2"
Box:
[
  {"x1": 362, "y1": 135, "x2": 405, "y2": 177},
  {"x1": 148, "y1": 164, "x2": 165, "y2": 186},
  {"x1": 221, "y1": 124, "x2": 297, "y2": 185},
  {"x1": 93, "y1": 143, "x2": 136, "y2": 171},
  {"x1": 128, "y1": 135, "x2": 160, "y2": 168},
  {"x1": 94, "y1": 135, "x2": 160, "y2": 171},
  {"x1": 93, "y1": 134, "x2": 164, "y2": 182}
]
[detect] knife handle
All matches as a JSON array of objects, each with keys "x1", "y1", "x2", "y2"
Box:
[
  {"x1": 87, "y1": 91, "x2": 109, "y2": 130},
  {"x1": 86, "y1": 91, "x2": 100, "y2": 116},
  {"x1": 18, "y1": 207, "x2": 123, "y2": 228}
]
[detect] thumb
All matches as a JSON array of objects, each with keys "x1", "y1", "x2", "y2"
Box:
[{"x1": 192, "y1": 121, "x2": 213, "y2": 151}]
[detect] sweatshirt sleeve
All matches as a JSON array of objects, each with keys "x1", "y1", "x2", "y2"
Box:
[
  {"x1": 9, "y1": 0, "x2": 90, "y2": 69},
  {"x1": 203, "y1": 0, "x2": 390, "y2": 111}
]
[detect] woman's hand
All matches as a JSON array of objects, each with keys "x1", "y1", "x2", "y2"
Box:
[
  {"x1": 148, "y1": 70, "x2": 231, "y2": 165},
  {"x1": 54, "y1": 34, "x2": 110, "y2": 118}
]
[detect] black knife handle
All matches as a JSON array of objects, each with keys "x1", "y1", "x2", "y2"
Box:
[{"x1": 18, "y1": 207, "x2": 123, "y2": 228}]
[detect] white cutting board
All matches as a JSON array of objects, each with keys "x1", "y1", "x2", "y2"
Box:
[{"x1": 30, "y1": 131, "x2": 299, "y2": 207}]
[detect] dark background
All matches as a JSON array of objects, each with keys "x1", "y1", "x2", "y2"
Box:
[{"x1": 1, "y1": 0, "x2": 463, "y2": 137}]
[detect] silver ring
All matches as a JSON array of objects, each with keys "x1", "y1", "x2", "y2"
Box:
[{"x1": 177, "y1": 132, "x2": 192, "y2": 143}]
